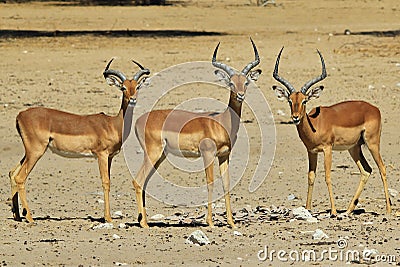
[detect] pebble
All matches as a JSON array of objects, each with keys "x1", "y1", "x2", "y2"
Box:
[
  {"x1": 292, "y1": 207, "x2": 312, "y2": 219},
  {"x1": 114, "y1": 262, "x2": 128, "y2": 266},
  {"x1": 92, "y1": 223, "x2": 114, "y2": 230},
  {"x1": 118, "y1": 223, "x2": 127, "y2": 229},
  {"x1": 112, "y1": 234, "x2": 121, "y2": 239},
  {"x1": 114, "y1": 211, "x2": 123, "y2": 218},
  {"x1": 233, "y1": 230, "x2": 243, "y2": 236},
  {"x1": 388, "y1": 188, "x2": 398, "y2": 197},
  {"x1": 150, "y1": 214, "x2": 165, "y2": 221},
  {"x1": 312, "y1": 229, "x2": 329, "y2": 240},
  {"x1": 185, "y1": 230, "x2": 210, "y2": 246},
  {"x1": 363, "y1": 248, "x2": 379, "y2": 259}
]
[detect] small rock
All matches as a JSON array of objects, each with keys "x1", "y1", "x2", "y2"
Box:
[
  {"x1": 185, "y1": 230, "x2": 210, "y2": 246},
  {"x1": 368, "y1": 85, "x2": 375, "y2": 90},
  {"x1": 233, "y1": 230, "x2": 243, "y2": 236},
  {"x1": 114, "y1": 262, "x2": 128, "y2": 266},
  {"x1": 114, "y1": 211, "x2": 123, "y2": 218},
  {"x1": 312, "y1": 229, "x2": 329, "y2": 240},
  {"x1": 292, "y1": 207, "x2": 312, "y2": 219},
  {"x1": 118, "y1": 223, "x2": 127, "y2": 229},
  {"x1": 388, "y1": 188, "x2": 398, "y2": 197},
  {"x1": 287, "y1": 194, "x2": 297, "y2": 201},
  {"x1": 363, "y1": 248, "x2": 379, "y2": 260},
  {"x1": 306, "y1": 217, "x2": 319, "y2": 223},
  {"x1": 97, "y1": 199, "x2": 105, "y2": 204},
  {"x1": 112, "y1": 234, "x2": 121, "y2": 239},
  {"x1": 92, "y1": 223, "x2": 114, "y2": 230},
  {"x1": 150, "y1": 214, "x2": 165, "y2": 221}
]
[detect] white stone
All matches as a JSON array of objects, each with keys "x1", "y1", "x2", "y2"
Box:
[
  {"x1": 312, "y1": 229, "x2": 329, "y2": 240},
  {"x1": 92, "y1": 223, "x2": 114, "y2": 230},
  {"x1": 114, "y1": 210, "x2": 123, "y2": 217},
  {"x1": 150, "y1": 214, "x2": 165, "y2": 221},
  {"x1": 112, "y1": 234, "x2": 121, "y2": 239},
  {"x1": 186, "y1": 230, "x2": 210, "y2": 246},
  {"x1": 118, "y1": 223, "x2": 127, "y2": 229},
  {"x1": 233, "y1": 230, "x2": 243, "y2": 236}
]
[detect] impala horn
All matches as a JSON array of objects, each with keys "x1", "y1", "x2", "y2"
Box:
[
  {"x1": 300, "y1": 50, "x2": 327, "y2": 95},
  {"x1": 132, "y1": 60, "x2": 150, "y2": 81},
  {"x1": 212, "y1": 42, "x2": 236, "y2": 77},
  {"x1": 241, "y1": 38, "x2": 260, "y2": 75},
  {"x1": 272, "y1": 47, "x2": 296, "y2": 95},
  {"x1": 103, "y1": 58, "x2": 128, "y2": 82}
]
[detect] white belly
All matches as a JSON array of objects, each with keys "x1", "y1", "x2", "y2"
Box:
[{"x1": 48, "y1": 141, "x2": 96, "y2": 158}]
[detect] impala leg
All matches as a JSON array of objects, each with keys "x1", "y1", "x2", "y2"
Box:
[
  {"x1": 200, "y1": 139, "x2": 217, "y2": 228},
  {"x1": 203, "y1": 157, "x2": 215, "y2": 228},
  {"x1": 323, "y1": 146, "x2": 337, "y2": 216},
  {"x1": 9, "y1": 158, "x2": 24, "y2": 221},
  {"x1": 306, "y1": 152, "x2": 318, "y2": 210},
  {"x1": 133, "y1": 161, "x2": 150, "y2": 228},
  {"x1": 14, "y1": 154, "x2": 42, "y2": 223},
  {"x1": 218, "y1": 155, "x2": 235, "y2": 228},
  {"x1": 346, "y1": 145, "x2": 371, "y2": 214},
  {"x1": 133, "y1": 151, "x2": 166, "y2": 228},
  {"x1": 97, "y1": 154, "x2": 112, "y2": 222},
  {"x1": 367, "y1": 144, "x2": 391, "y2": 214}
]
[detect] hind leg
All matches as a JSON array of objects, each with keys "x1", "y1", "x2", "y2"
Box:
[
  {"x1": 133, "y1": 150, "x2": 166, "y2": 228},
  {"x1": 9, "y1": 158, "x2": 24, "y2": 221},
  {"x1": 14, "y1": 155, "x2": 42, "y2": 223},
  {"x1": 13, "y1": 140, "x2": 47, "y2": 223},
  {"x1": 346, "y1": 145, "x2": 372, "y2": 215},
  {"x1": 367, "y1": 144, "x2": 391, "y2": 214},
  {"x1": 364, "y1": 124, "x2": 392, "y2": 214}
]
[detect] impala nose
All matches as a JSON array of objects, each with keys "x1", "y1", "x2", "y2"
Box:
[
  {"x1": 129, "y1": 98, "x2": 137, "y2": 106},
  {"x1": 236, "y1": 93, "x2": 245, "y2": 102},
  {"x1": 292, "y1": 116, "x2": 300, "y2": 125}
]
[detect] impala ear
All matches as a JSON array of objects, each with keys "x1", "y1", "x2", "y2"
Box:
[
  {"x1": 214, "y1": 69, "x2": 231, "y2": 85},
  {"x1": 248, "y1": 69, "x2": 262, "y2": 81},
  {"x1": 307, "y1": 85, "x2": 324, "y2": 101},
  {"x1": 105, "y1": 76, "x2": 124, "y2": 89},
  {"x1": 272, "y1": 85, "x2": 289, "y2": 100}
]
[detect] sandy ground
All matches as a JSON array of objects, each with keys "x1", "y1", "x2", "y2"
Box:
[{"x1": 0, "y1": 0, "x2": 399, "y2": 266}]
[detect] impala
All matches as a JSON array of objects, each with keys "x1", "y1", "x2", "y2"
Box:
[
  {"x1": 9, "y1": 59, "x2": 150, "y2": 223},
  {"x1": 272, "y1": 47, "x2": 391, "y2": 216},
  {"x1": 133, "y1": 39, "x2": 262, "y2": 228}
]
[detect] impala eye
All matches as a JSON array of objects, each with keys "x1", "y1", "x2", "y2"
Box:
[
  {"x1": 288, "y1": 99, "x2": 293, "y2": 105},
  {"x1": 301, "y1": 99, "x2": 307, "y2": 105}
]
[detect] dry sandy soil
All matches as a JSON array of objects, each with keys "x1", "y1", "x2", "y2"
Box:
[{"x1": 1, "y1": 0, "x2": 399, "y2": 266}]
